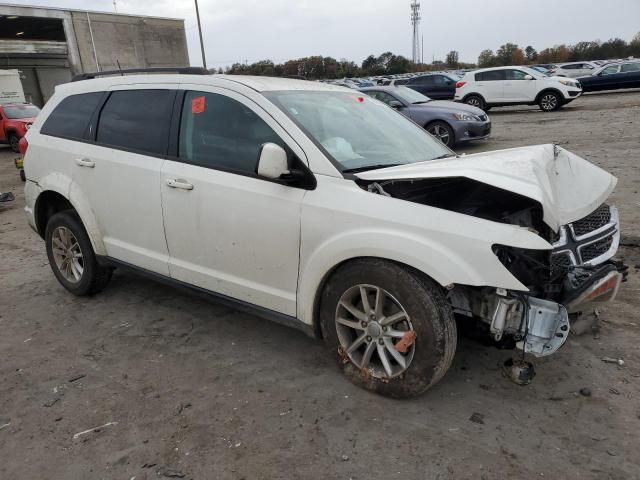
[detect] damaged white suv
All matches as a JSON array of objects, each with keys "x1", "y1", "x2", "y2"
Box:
[{"x1": 23, "y1": 70, "x2": 625, "y2": 398}]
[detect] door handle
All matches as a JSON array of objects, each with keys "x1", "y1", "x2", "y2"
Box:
[
  {"x1": 166, "y1": 178, "x2": 194, "y2": 190},
  {"x1": 75, "y1": 158, "x2": 95, "y2": 168}
]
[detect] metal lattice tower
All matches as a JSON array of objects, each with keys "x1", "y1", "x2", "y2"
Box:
[{"x1": 410, "y1": 1, "x2": 421, "y2": 63}]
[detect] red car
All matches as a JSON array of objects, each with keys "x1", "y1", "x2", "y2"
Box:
[{"x1": 0, "y1": 103, "x2": 40, "y2": 152}]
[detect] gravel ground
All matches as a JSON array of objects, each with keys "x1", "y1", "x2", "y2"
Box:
[{"x1": 1, "y1": 90, "x2": 639, "y2": 480}]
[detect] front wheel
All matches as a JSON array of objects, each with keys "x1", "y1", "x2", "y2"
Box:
[
  {"x1": 320, "y1": 259, "x2": 457, "y2": 398},
  {"x1": 426, "y1": 121, "x2": 455, "y2": 148},
  {"x1": 45, "y1": 210, "x2": 113, "y2": 296},
  {"x1": 538, "y1": 91, "x2": 562, "y2": 111},
  {"x1": 9, "y1": 134, "x2": 20, "y2": 153}
]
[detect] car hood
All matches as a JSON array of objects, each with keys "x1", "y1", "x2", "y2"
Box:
[
  {"x1": 416, "y1": 100, "x2": 485, "y2": 116},
  {"x1": 355, "y1": 144, "x2": 617, "y2": 231}
]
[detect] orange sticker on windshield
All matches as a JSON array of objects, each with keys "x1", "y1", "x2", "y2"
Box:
[{"x1": 192, "y1": 96, "x2": 206, "y2": 114}]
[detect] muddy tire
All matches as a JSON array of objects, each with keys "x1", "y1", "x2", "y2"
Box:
[
  {"x1": 45, "y1": 210, "x2": 113, "y2": 296},
  {"x1": 319, "y1": 258, "x2": 457, "y2": 398}
]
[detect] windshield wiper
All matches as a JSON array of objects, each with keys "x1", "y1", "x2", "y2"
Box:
[
  {"x1": 431, "y1": 154, "x2": 456, "y2": 160},
  {"x1": 412, "y1": 100, "x2": 431, "y2": 104},
  {"x1": 342, "y1": 163, "x2": 404, "y2": 173}
]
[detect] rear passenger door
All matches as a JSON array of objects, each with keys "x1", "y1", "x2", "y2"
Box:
[
  {"x1": 429, "y1": 75, "x2": 455, "y2": 99},
  {"x1": 474, "y1": 70, "x2": 505, "y2": 103},
  {"x1": 71, "y1": 85, "x2": 176, "y2": 275},
  {"x1": 160, "y1": 86, "x2": 307, "y2": 316},
  {"x1": 407, "y1": 76, "x2": 433, "y2": 97}
]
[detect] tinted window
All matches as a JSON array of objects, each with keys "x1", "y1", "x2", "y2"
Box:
[
  {"x1": 96, "y1": 90, "x2": 174, "y2": 156},
  {"x1": 394, "y1": 79, "x2": 409, "y2": 85},
  {"x1": 602, "y1": 65, "x2": 619, "y2": 75},
  {"x1": 505, "y1": 69, "x2": 528, "y2": 80},
  {"x1": 410, "y1": 76, "x2": 433, "y2": 86},
  {"x1": 475, "y1": 70, "x2": 506, "y2": 81},
  {"x1": 621, "y1": 63, "x2": 640, "y2": 72},
  {"x1": 41, "y1": 92, "x2": 102, "y2": 140},
  {"x1": 179, "y1": 91, "x2": 283, "y2": 174},
  {"x1": 432, "y1": 75, "x2": 450, "y2": 85}
]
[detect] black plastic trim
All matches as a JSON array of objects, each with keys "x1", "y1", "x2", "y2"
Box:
[
  {"x1": 72, "y1": 67, "x2": 209, "y2": 82},
  {"x1": 97, "y1": 256, "x2": 317, "y2": 338}
]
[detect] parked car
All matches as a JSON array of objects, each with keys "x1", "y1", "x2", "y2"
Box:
[
  {"x1": 23, "y1": 70, "x2": 625, "y2": 398},
  {"x1": 0, "y1": 102, "x2": 40, "y2": 152},
  {"x1": 577, "y1": 61, "x2": 640, "y2": 92},
  {"x1": 359, "y1": 86, "x2": 490, "y2": 147},
  {"x1": 533, "y1": 63, "x2": 558, "y2": 71},
  {"x1": 455, "y1": 66, "x2": 582, "y2": 111},
  {"x1": 550, "y1": 62, "x2": 599, "y2": 78},
  {"x1": 404, "y1": 73, "x2": 458, "y2": 99}
]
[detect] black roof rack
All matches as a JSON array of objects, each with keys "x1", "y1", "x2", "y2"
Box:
[{"x1": 72, "y1": 67, "x2": 209, "y2": 82}]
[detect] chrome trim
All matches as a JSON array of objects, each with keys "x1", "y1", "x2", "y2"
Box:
[{"x1": 552, "y1": 205, "x2": 619, "y2": 268}]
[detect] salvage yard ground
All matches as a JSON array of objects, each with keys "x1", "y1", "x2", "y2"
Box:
[{"x1": 1, "y1": 90, "x2": 639, "y2": 480}]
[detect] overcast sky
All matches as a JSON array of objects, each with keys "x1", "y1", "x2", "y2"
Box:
[{"x1": 21, "y1": 0, "x2": 640, "y2": 68}]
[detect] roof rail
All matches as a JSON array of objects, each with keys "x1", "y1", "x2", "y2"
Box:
[{"x1": 72, "y1": 67, "x2": 209, "y2": 82}]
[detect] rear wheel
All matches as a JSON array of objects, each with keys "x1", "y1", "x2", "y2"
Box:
[
  {"x1": 426, "y1": 121, "x2": 455, "y2": 148},
  {"x1": 320, "y1": 259, "x2": 457, "y2": 398},
  {"x1": 45, "y1": 211, "x2": 113, "y2": 296},
  {"x1": 464, "y1": 94, "x2": 486, "y2": 111},
  {"x1": 538, "y1": 91, "x2": 561, "y2": 111}
]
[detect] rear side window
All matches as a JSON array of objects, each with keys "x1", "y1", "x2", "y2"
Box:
[
  {"x1": 96, "y1": 89, "x2": 175, "y2": 156},
  {"x1": 41, "y1": 92, "x2": 103, "y2": 140},
  {"x1": 621, "y1": 63, "x2": 640, "y2": 72},
  {"x1": 475, "y1": 70, "x2": 506, "y2": 81},
  {"x1": 178, "y1": 91, "x2": 283, "y2": 174}
]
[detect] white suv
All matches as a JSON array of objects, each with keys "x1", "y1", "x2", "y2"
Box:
[
  {"x1": 23, "y1": 69, "x2": 624, "y2": 398},
  {"x1": 455, "y1": 66, "x2": 582, "y2": 111}
]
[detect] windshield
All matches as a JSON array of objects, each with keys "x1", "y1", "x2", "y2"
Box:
[
  {"x1": 3, "y1": 104, "x2": 40, "y2": 119},
  {"x1": 394, "y1": 87, "x2": 431, "y2": 103},
  {"x1": 266, "y1": 91, "x2": 452, "y2": 172}
]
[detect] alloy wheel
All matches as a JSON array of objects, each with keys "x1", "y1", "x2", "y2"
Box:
[
  {"x1": 466, "y1": 97, "x2": 481, "y2": 108},
  {"x1": 541, "y1": 94, "x2": 558, "y2": 111},
  {"x1": 51, "y1": 226, "x2": 84, "y2": 283},
  {"x1": 427, "y1": 124, "x2": 451, "y2": 146},
  {"x1": 335, "y1": 284, "x2": 416, "y2": 379}
]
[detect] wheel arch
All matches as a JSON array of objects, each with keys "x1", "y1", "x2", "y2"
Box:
[
  {"x1": 462, "y1": 92, "x2": 487, "y2": 104},
  {"x1": 535, "y1": 88, "x2": 564, "y2": 104},
  {"x1": 34, "y1": 186, "x2": 106, "y2": 255}
]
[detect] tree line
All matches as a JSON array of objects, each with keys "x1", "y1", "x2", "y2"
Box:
[{"x1": 222, "y1": 33, "x2": 640, "y2": 78}]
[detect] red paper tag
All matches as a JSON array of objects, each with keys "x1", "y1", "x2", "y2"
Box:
[{"x1": 192, "y1": 96, "x2": 206, "y2": 114}]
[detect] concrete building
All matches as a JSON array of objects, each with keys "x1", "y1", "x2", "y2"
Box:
[{"x1": 0, "y1": 3, "x2": 190, "y2": 106}]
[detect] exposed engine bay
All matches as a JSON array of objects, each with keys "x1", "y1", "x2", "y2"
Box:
[{"x1": 356, "y1": 175, "x2": 627, "y2": 358}]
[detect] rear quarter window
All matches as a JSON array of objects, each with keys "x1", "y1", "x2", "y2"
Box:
[
  {"x1": 96, "y1": 89, "x2": 175, "y2": 156},
  {"x1": 41, "y1": 92, "x2": 103, "y2": 140}
]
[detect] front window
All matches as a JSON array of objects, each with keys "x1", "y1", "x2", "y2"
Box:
[
  {"x1": 393, "y1": 87, "x2": 431, "y2": 103},
  {"x1": 266, "y1": 91, "x2": 452, "y2": 173},
  {"x1": 3, "y1": 104, "x2": 40, "y2": 119}
]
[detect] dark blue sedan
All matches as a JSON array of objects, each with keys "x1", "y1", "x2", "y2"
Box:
[{"x1": 577, "y1": 61, "x2": 640, "y2": 92}]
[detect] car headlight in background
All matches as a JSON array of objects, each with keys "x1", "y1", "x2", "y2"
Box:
[
  {"x1": 558, "y1": 79, "x2": 578, "y2": 88},
  {"x1": 452, "y1": 113, "x2": 478, "y2": 121}
]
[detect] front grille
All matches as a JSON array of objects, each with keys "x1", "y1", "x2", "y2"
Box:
[
  {"x1": 572, "y1": 203, "x2": 611, "y2": 236},
  {"x1": 551, "y1": 252, "x2": 573, "y2": 274},
  {"x1": 580, "y1": 236, "x2": 614, "y2": 263}
]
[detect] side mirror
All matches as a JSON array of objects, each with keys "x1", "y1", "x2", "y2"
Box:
[
  {"x1": 524, "y1": 75, "x2": 533, "y2": 80},
  {"x1": 257, "y1": 143, "x2": 289, "y2": 179},
  {"x1": 388, "y1": 100, "x2": 403, "y2": 109}
]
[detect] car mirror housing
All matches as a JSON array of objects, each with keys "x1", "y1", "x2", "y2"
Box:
[
  {"x1": 524, "y1": 75, "x2": 534, "y2": 80},
  {"x1": 388, "y1": 100, "x2": 403, "y2": 109},
  {"x1": 257, "y1": 143, "x2": 289, "y2": 179}
]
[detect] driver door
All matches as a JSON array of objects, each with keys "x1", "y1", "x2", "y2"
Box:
[{"x1": 160, "y1": 86, "x2": 308, "y2": 316}]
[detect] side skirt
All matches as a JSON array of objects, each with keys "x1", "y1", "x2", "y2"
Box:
[{"x1": 97, "y1": 256, "x2": 316, "y2": 338}]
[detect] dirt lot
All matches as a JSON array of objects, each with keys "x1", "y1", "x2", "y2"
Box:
[{"x1": 1, "y1": 91, "x2": 639, "y2": 480}]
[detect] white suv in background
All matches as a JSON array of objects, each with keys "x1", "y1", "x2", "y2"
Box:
[
  {"x1": 22, "y1": 69, "x2": 624, "y2": 398},
  {"x1": 455, "y1": 66, "x2": 582, "y2": 111},
  {"x1": 551, "y1": 61, "x2": 599, "y2": 78}
]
